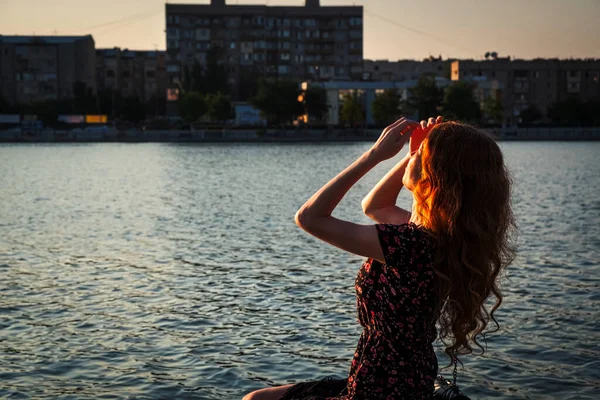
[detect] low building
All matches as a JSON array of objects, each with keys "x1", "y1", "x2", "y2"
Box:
[
  {"x1": 0, "y1": 35, "x2": 96, "y2": 105},
  {"x1": 96, "y1": 48, "x2": 168, "y2": 103},
  {"x1": 452, "y1": 58, "x2": 600, "y2": 126},
  {"x1": 303, "y1": 78, "x2": 451, "y2": 125},
  {"x1": 363, "y1": 57, "x2": 450, "y2": 82}
]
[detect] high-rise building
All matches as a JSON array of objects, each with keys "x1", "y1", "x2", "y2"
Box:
[
  {"x1": 165, "y1": 0, "x2": 363, "y2": 100},
  {"x1": 0, "y1": 35, "x2": 96, "y2": 105},
  {"x1": 452, "y1": 58, "x2": 600, "y2": 126}
]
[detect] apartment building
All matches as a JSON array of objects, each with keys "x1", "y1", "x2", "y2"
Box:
[
  {"x1": 0, "y1": 35, "x2": 96, "y2": 104},
  {"x1": 96, "y1": 48, "x2": 168, "y2": 102},
  {"x1": 165, "y1": 0, "x2": 363, "y2": 99},
  {"x1": 452, "y1": 58, "x2": 600, "y2": 126}
]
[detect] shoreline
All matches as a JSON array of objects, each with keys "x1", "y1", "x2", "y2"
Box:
[{"x1": 1, "y1": 127, "x2": 599, "y2": 143}]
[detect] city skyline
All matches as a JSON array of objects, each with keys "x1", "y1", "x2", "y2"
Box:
[{"x1": 0, "y1": 0, "x2": 598, "y2": 60}]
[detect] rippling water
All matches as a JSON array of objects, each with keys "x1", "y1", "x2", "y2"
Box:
[{"x1": 0, "y1": 142, "x2": 598, "y2": 399}]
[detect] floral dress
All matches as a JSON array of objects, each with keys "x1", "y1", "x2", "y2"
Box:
[{"x1": 280, "y1": 223, "x2": 439, "y2": 400}]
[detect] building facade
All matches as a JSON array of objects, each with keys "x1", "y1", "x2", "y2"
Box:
[
  {"x1": 304, "y1": 77, "x2": 451, "y2": 125},
  {"x1": 96, "y1": 48, "x2": 168, "y2": 102},
  {"x1": 0, "y1": 35, "x2": 96, "y2": 105},
  {"x1": 165, "y1": 0, "x2": 363, "y2": 100},
  {"x1": 363, "y1": 57, "x2": 450, "y2": 82},
  {"x1": 452, "y1": 58, "x2": 600, "y2": 126}
]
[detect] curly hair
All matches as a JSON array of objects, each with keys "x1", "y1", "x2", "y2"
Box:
[{"x1": 412, "y1": 121, "x2": 516, "y2": 366}]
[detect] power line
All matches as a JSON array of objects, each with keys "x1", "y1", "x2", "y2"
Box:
[
  {"x1": 73, "y1": 10, "x2": 162, "y2": 34},
  {"x1": 365, "y1": 9, "x2": 480, "y2": 57}
]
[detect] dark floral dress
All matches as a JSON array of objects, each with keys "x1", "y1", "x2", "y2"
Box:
[{"x1": 280, "y1": 223, "x2": 439, "y2": 400}]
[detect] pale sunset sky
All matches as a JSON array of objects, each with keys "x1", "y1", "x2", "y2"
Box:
[{"x1": 0, "y1": 0, "x2": 598, "y2": 60}]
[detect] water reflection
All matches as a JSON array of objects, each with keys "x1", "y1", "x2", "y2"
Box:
[{"x1": 0, "y1": 142, "x2": 598, "y2": 399}]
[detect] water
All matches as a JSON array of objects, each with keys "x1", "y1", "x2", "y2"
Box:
[{"x1": 0, "y1": 142, "x2": 598, "y2": 400}]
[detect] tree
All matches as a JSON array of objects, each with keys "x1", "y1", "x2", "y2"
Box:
[
  {"x1": 179, "y1": 46, "x2": 229, "y2": 95},
  {"x1": 483, "y1": 97, "x2": 504, "y2": 126},
  {"x1": 340, "y1": 91, "x2": 365, "y2": 126},
  {"x1": 407, "y1": 76, "x2": 444, "y2": 120},
  {"x1": 372, "y1": 89, "x2": 401, "y2": 126},
  {"x1": 547, "y1": 97, "x2": 586, "y2": 126},
  {"x1": 250, "y1": 79, "x2": 303, "y2": 125},
  {"x1": 178, "y1": 92, "x2": 207, "y2": 122},
  {"x1": 519, "y1": 104, "x2": 543, "y2": 126},
  {"x1": 121, "y1": 96, "x2": 146, "y2": 123},
  {"x1": 442, "y1": 81, "x2": 481, "y2": 123},
  {"x1": 303, "y1": 86, "x2": 329, "y2": 122},
  {"x1": 0, "y1": 95, "x2": 14, "y2": 113},
  {"x1": 584, "y1": 99, "x2": 600, "y2": 126},
  {"x1": 205, "y1": 92, "x2": 233, "y2": 122}
]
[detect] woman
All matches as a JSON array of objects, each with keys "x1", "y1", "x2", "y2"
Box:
[{"x1": 243, "y1": 118, "x2": 515, "y2": 400}]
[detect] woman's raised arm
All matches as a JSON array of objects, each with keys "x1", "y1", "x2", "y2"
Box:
[{"x1": 295, "y1": 118, "x2": 418, "y2": 261}]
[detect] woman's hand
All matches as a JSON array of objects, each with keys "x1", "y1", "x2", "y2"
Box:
[
  {"x1": 368, "y1": 118, "x2": 419, "y2": 162},
  {"x1": 410, "y1": 116, "x2": 443, "y2": 155}
]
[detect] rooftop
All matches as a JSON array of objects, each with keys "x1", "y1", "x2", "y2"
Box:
[
  {"x1": 0, "y1": 35, "x2": 93, "y2": 44},
  {"x1": 166, "y1": 2, "x2": 362, "y2": 16}
]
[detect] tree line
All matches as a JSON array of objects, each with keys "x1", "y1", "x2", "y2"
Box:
[{"x1": 1, "y1": 49, "x2": 598, "y2": 128}]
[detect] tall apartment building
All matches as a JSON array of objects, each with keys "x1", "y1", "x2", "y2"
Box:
[
  {"x1": 363, "y1": 57, "x2": 450, "y2": 82},
  {"x1": 0, "y1": 35, "x2": 96, "y2": 105},
  {"x1": 165, "y1": 0, "x2": 363, "y2": 100},
  {"x1": 452, "y1": 58, "x2": 600, "y2": 126},
  {"x1": 96, "y1": 48, "x2": 168, "y2": 102}
]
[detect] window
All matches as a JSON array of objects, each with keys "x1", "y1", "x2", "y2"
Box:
[
  {"x1": 281, "y1": 53, "x2": 290, "y2": 61},
  {"x1": 230, "y1": 42, "x2": 236, "y2": 49},
  {"x1": 350, "y1": 17, "x2": 362, "y2": 26},
  {"x1": 336, "y1": 19, "x2": 347, "y2": 28},
  {"x1": 107, "y1": 70, "x2": 115, "y2": 78},
  {"x1": 146, "y1": 70, "x2": 155, "y2": 78},
  {"x1": 278, "y1": 65, "x2": 290, "y2": 74}
]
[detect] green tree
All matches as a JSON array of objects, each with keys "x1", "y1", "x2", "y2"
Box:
[
  {"x1": 340, "y1": 91, "x2": 365, "y2": 126},
  {"x1": 179, "y1": 46, "x2": 229, "y2": 95},
  {"x1": 547, "y1": 97, "x2": 586, "y2": 126},
  {"x1": 584, "y1": 99, "x2": 600, "y2": 126},
  {"x1": 205, "y1": 92, "x2": 233, "y2": 122},
  {"x1": 483, "y1": 97, "x2": 504, "y2": 125},
  {"x1": 304, "y1": 86, "x2": 329, "y2": 122},
  {"x1": 372, "y1": 89, "x2": 401, "y2": 126},
  {"x1": 519, "y1": 104, "x2": 543, "y2": 126},
  {"x1": 250, "y1": 79, "x2": 303, "y2": 125},
  {"x1": 0, "y1": 95, "x2": 15, "y2": 113},
  {"x1": 407, "y1": 76, "x2": 443, "y2": 119},
  {"x1": 121, "y1": 96, "x2": 146, "y2": 122},
  {"x1": 178, "y1": 92, "x2": 207, "y2": 122},
  {"x1": 442, "y1": 81, "x2": 481, "y2": 123}
]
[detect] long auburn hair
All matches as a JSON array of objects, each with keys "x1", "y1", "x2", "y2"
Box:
[{"x1": 413, "y1": 121, "x2": 516, "y2": 366}]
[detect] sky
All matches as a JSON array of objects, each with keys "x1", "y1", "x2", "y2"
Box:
[{"x1": 0, "y1": 0, "x2": 598, "y2": 60}]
